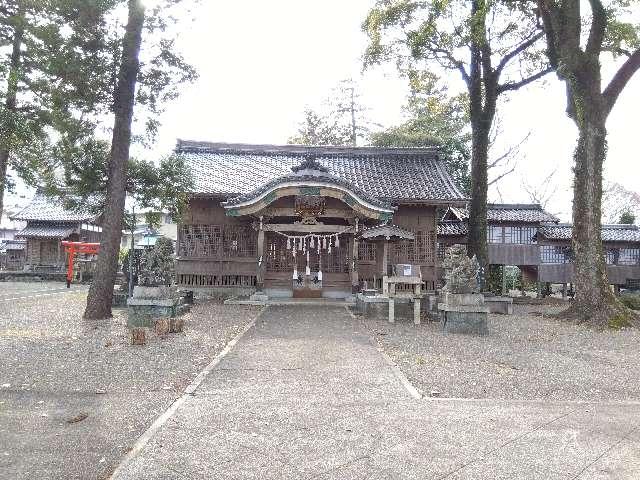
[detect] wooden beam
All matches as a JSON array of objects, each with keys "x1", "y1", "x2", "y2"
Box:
[
  {"x1": 263, "y1": 224, "x2": 355, "y2": 234},
  {"x1": 262, "y1": 207, "x2": 356, "y2": 218}
]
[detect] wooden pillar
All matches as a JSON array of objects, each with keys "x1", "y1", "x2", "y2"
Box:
[
  {"x1": 256, "y1": 229, "x2": 265, "y2": 291},
  {"x1": 413, "y1": 298, "x2": 421, "y2": 325},
  {"x1": 382, "y1": 238, "x2": 388, "y2": 277},
  {"x1": 351, "y1": 234, "x2": 359, "y2": 291}
]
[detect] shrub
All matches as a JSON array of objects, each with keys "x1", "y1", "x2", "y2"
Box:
[
  {"x1": 138, "y1": 237, "x2": 175, "y2": 287},
  {"x1": 619, "y1": 293, "x2": 640, "y2": 311}
]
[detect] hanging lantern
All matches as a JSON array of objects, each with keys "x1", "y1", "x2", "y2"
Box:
[
  {"x1": 305, "y1": 250, "x2": 310, "y2": 276},
  {"x1": 287, "y1": 237, "x2": 291, "y2": 250},
  {"x1": 335, "y1": 234, "x2": 340, "y2": 248},
  {"x1": 310, "y1": 236, "x2": 315, "y2": 249}
]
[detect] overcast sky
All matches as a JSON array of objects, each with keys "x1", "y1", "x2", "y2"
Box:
[{"x1": 9, "y1": 0, "x2": 637, "y2": 223}]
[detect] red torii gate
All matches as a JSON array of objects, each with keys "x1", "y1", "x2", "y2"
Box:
[{"x1": 61, "y1": 241, "x2": 100, "y2": 288}]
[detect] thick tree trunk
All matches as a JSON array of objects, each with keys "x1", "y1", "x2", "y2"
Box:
[
  {"x1": 0, "y1": 19, "x2": 25, "y2": 220},
  {"x1": 84, "y1": 0, "x2": 145, "y2": 320},
  {"x1": 467, "y1": 126, "x2": 490, "y2": 273},
  {"x1": 568, "y1": 109, "x2": 628, "y2": 325}
]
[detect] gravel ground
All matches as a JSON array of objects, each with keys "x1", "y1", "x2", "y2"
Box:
[
  {"x1": 0, "y1": 282, "x2": 261, "y2": 480},
  {"x1": 362, "y1": 303, "x2": 640, "y2": 401}
]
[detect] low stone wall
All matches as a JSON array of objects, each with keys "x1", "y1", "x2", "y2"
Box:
[
  {"x1": 483, "y1": 296, "x2": 513, "y2": 314},
  {"x1": 0, "y1": 271, "x2": 67, "y2": 282}
]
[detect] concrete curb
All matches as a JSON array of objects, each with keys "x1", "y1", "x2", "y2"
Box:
[
  {"x1": 108, "y1": 306, "x2": 267, "y2": 479},
  {"x1": 345, "y1": 306, "x2": 423, "y2": 400}
]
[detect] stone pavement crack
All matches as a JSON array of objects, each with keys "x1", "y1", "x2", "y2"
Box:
[
  {"x1": 568, "y1": 422, "x2": 640, "y2": 479},
  {"x1": 434, "y1": 408, "x2": 576, "y2": 479}
]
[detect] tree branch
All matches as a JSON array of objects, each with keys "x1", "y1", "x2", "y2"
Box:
[
  {"x1": 603, "y1": 49, "x2": 640, "y2": 115},
  {"x1": 488, "y1": 165, "x2": 516, "y2": 186},
  {"x1": 497, "y1": 66, "x2": 553, "y2": 94},
  {"x1": 535, "y1": 0, "x2": 560, "y2": 69},
  {"x1": 586, "y1": 0, "x2": 606, "y2": 56},
  {"x1": 495, "y1": 31, "x2": 544, "y2": 76}
]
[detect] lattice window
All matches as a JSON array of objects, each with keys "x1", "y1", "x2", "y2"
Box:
[
  {"x1": 540, "y1": 245, "x2": 571, "y2": 264},
  {"x1": 618, "y1": 248, "x2": 640, "y2": 266},
  {"x1": 179, "y1": 225, "x2": 256, "y2": 258},
  {"x1": 358, "y1": 241, "x2": 376, "y2": 262},
  {"x1": 392, "y1": 231, "x2": 435, "y2": 264},
  {"x1": 490, "y1": 226, "x2": 537, "y2": 244},
  {"x1": 266, "y1": 234, "x2": 295, "y2": 272},
  {"x1": 222, "y1": 225, "x2": 256, "y2": 257},
  {"x1": 178, "y1": 225, "x2": 222, "y2": 257},
  {"x1": 322, "y1": 238, "x2": 351, "y2": 273}
]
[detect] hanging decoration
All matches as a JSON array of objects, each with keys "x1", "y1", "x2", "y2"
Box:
[
  {"x1": 271, "y1": 228, "x2": 350, "y2": 256},
  {"x1": 276, "y1": 228, "x2": 351, "y2": 283}
]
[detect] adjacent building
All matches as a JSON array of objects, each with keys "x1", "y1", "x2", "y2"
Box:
[
  {"x1": 10, "y1": 192, "x2": 102, "y2": 271},
  {"x1": 438, "y1": 204, "x2": 640, "y2": 292}
]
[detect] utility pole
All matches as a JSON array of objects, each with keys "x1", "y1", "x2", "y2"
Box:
[{"x1": 128, "y1": 205, "x2": 135, "y2": 298}]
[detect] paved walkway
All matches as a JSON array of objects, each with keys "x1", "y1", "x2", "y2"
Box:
[{"x1": 113, "y1": 306, "x2": 640, "y2": 479}]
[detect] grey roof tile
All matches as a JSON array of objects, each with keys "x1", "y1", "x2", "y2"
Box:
[
  {"x1": 10, "y1": 193, "x2": 96, "y2": 222},
  {"x1": 437, "y1": 221, "x2": 468, "y2": 236},
  {"x1": 538, "y1": 223, "x2": 640, "y2": 243},
  {"x1": 16, "y1": 224, "x2": 76, "y2": 239},
  {"x1": 448, "y1": 204, "x2": 559, "y2": 223},
  {"x1": 176, "y1": 141, "x2": 467, "y2": 204}
]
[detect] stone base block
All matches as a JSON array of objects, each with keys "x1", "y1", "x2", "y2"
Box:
[
  {"x1": 441, "y1": 309, "x2": 488, "y2": 335},
  {"x1": 127, "y1": 297, "x2": 190, "y2": 328},
  {"x1": 133, "y1": 285, "x2": 178, "y2": 299},
  {"x1": 441, "y1": 292, "x2": 484, "y2": 307},
  {"x1": 484, "y1": 296, "x2": 514, "y2": 314},
  {"x1": 249, "y1": 292, "x2": 269, "y2": 302}
]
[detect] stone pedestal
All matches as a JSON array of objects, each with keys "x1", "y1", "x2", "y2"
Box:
[
  {"x1": 127, "y1": 286, "x2": 190, "y2": 328},
  {"x1": 438, "y1": 293, "x2": 489, "y2": 335}
]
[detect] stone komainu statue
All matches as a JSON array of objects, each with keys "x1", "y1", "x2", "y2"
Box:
[{"x1": 441, "y1": 244, "x2": 480, "y2": 294}]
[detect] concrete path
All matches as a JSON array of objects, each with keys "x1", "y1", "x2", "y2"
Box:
[{"x1": 113, "y1": 306, "x2": 640, "y2": 480}]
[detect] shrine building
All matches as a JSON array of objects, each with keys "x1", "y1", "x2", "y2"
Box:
[{"x1": 175, "y1": 141, "x2": 466, "y2": 298}]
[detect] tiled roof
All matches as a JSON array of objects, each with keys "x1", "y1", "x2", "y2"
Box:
[
  {"x1": 538, "y1": 223, "x2": 640, "y2": 243},
  {"x1": 359, "y1": 224, "x2": 415, "y2": 241},
  {"x1": 16, "y1": 224, "x2": 76, "y2": 239},
  {"x1": 437, "y1": 221, "x2": 468, "y2": 236},
  {"x1": 10, "y1": 193, "x2": 96, "y2": 222},
  {"x1": 176, "y1": 141, "x2": 467, "y2": 204},
  {"x1": 448, "y1": 204, "x2": 559, "y2": 223}
]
